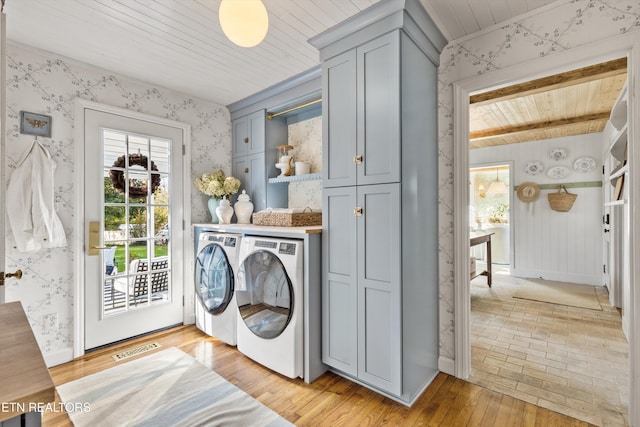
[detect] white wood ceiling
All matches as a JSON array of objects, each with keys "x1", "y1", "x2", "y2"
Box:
[{"x1": 3, "y1": 0, "x2": 559, "y2": 106}]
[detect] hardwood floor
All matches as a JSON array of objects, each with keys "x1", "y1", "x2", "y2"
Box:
[{"x1": 44, "y1": 325, "x2": 596, "y2": 426}]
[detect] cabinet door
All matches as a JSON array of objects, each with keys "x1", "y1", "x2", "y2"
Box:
[
  {"x1": 322, "y1": 186, "x2": 358, "y2": 375},
  {"x1": 233, "y1": 116, "x2": 249, "y2": 157},
  {"x1": 357, "y1": 183, "x2": 401, "y2": 395},
  {"x1": 247, "y1": 153, "x2": 266, "y2": 212},
  {"x1": 232, "y1": 156, "x2": 249, "y2": 205},
  {"x1": 247, "y1": 110, "x2": 266, "y2": 154},
  {"x1": 233, "y1": 110, "x2": 265, "y2": 157},
  {"x1": 323, "y1": 50, "x2": 357, "y2": 188},
  {"x1": 357, "y1": 33, "x2": 401, "y2": 186}
]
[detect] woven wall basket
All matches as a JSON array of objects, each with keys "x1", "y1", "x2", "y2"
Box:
[{"x1": 548, "y1": 185, "x2": 577, "y2": 212}]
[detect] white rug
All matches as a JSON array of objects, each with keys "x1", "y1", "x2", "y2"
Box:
[
  {"x1": 513, "y1": 278, "x2": 602, "y2": 310},
  {"x1": 57, "y1": 347, "x2": 294, "y2": 427}
]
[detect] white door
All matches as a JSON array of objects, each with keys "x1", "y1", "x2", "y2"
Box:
[
  {"x1": 0, "y1": 10, "x2": 7, "y2": 301},
  {"x1": 83, "y1": 108, "x2": 184, "y2": 350}
]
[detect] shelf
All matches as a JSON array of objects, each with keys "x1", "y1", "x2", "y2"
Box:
[
  {"x1": 268, "y1": 172, "x2": 322, "y2": 184},
  {"x1": 609, "y1": 83, "x2": 628, "y2": 131},
  {"x1": 608, "y1": 124, "x2": 628, "y2": 162},
  {"x1": 605, "y1": 200, "x2": 626, "y2": 207},
  {"x1": 609, "y1": 164, "x2": 628, "y2": 181}
]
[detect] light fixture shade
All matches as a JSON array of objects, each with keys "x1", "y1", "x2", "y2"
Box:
[
  {"x1": 219, "y1": 0, "x2": 269, "y2": 48},
  {"x1": 487, "y1": 180, "x2": 508, "y2": 194}
]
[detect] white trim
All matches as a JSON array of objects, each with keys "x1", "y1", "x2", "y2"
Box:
[
  {"x1": 452, "y1": 32, "x2": 640, "y2": 427},
  {"x1": 43, "y1": 348, "x2": 74, "y2": 368},
  {"x1": 438, "y1": 356, "x2": 455, "y2": 376},
  {"x1": 74, "y1": 99, "x2": 192, "y2": 358}
]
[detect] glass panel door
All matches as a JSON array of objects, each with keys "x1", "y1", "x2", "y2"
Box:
[{"x1": 102, "y1": 130, "x2": 171, "y2": 314}]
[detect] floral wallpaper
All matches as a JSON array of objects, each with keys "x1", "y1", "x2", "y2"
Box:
[
  {"x1": 438, "y1": 0, "x2": 640, "y2": 361},
  {"x1": 287, "y1": 116, "x2": 322, "y2": 210},
  {"x1": 4, "y1": 42, "x2": 230, "y2": 364}
]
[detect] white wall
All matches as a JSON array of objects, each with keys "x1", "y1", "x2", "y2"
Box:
[
  {"x1": 470, "y1": 133, "x2": 603, "y2": 285},
  {"x1": 4, "y1": 42, "x2": 231, "y2": 365},
  {"x1": 437, "y1": 0, "x2": 640, "y2": 360}
]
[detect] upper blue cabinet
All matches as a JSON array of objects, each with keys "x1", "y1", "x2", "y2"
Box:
[
  {"x1": 322, "y1": 33, "x2": 401, "y2": 188},
  {"x1": 232, "y1": 109, "x2": 266, "y2": 157}
]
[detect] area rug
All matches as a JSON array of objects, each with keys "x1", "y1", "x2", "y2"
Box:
[
  {"x1": 513, "y1": 279, "x2": 602, "y2": 310},
  {"x1": 57, "y1": 347, "x2": 293, "y2": 427}
]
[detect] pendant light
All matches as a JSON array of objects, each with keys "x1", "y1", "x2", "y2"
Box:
[
  {"x1": 219, "y1": 0, "x2": 269, "y2": 48},
  {"x1": 487, "y1": 168, "x2": 508, "y2": 194}
]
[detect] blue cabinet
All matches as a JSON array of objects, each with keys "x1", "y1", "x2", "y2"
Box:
[
  {"x1": 233, "y1": 110, "x2": 266, "y2": 157},
  {"x1": 231, "y1": 110, "x2": 287, "y2": 212},
  {"x1": 322, "y1": 33, "x2": 400, "y2": 188},
  {"x1": 312, "y1": 0, "x2": 446, "y2": 404},
  {"x1": 323, "y1": 184, "x2": 401, "y2": 394}
]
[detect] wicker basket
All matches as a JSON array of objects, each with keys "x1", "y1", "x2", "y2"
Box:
[
  {"x1": 547, "y1": 185, "x2": 577, "y2": 212},
  {"x1": 252, "y1": 208, "x2": 322, "y2": 227}
]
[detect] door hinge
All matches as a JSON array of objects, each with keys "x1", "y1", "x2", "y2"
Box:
[
  {"x1": 603, "y1": 264, "x2": 606, "y2": 273},
  {"x1": 182, "y1": 144, "x2": 186, "y2": 155},
  {"x1": 182, "y1": 220, "x2": 185, "y2": 230},
  {"x1": 602, "y1": 165, "x2": 605, "y2": 174},
  {"x1": 182, "y1": 296, "x2": 185, "y2": 306}
]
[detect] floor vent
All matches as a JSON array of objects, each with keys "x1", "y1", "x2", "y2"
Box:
[{"x1": 111, "y1": 342, "x2": 161, "y2": 362}]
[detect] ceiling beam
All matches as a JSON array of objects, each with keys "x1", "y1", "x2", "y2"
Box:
[
  {"x1": 470, "y1": 57, "x2": 627, "y2": 106},
  {"x1": 469, "y1": 112, "x2": 610, "y2": 141}
]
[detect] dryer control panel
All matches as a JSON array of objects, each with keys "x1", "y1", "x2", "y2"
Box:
[{"x1": 279, "y1": 242, "x2": 297, "y2": 256}]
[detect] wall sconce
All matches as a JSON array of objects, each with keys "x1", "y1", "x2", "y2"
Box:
[
  {"x1": 478, "y1": 184, "x2": 486, "y2": 198},
  {"x1": 219, "y1": 0, "x2": 269, "y2": 48}
]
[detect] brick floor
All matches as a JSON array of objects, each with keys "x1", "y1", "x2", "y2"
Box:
[{"x1": 469, "y1": 265, "x2": 629, "y2": 426}]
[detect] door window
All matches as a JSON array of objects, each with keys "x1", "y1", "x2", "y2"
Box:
[
  {"x1": 103, "y1": 130, "x2": 171, "y2": 314},
  {"x1": 236, "y1": 251, "x2": 293, "y2": 339}
]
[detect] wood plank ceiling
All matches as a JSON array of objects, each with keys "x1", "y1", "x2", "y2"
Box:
[
  {"x1": 3, "y1": 0, "x2": 561, "y2": 106},
  {"x1": 469, "y1": 58, "x2": 628, "y2": 149}
]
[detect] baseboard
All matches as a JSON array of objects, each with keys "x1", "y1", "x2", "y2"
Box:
[
  {"x1": 44, "y1": 347, "x2": 74, "y2": 367},
  {"x1": 438, "y1": 356, "x2": 455, "y2": 376}
]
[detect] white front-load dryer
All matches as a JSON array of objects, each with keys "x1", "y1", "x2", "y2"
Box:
[
  {"x1": 236, "y1": 236, "x2": 304, "y2": 379},
  {"x1": 194, "y1": 232, "x2": 242, "y2": 345}
]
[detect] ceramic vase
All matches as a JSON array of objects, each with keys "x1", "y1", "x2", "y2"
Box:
[
  {"x1": 207, "y1": 198, "x2": 219, "y2": 223},
  {"x1": 234, "y1": 190, "x2": 254, "y2": 224},
  {"x1": 216, "y1": 196, "x2": 234, "y2": 224}
]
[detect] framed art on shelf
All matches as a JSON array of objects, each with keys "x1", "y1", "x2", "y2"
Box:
[{"x1": 20, "y1": 111, "x2": 52, "y2": 138}]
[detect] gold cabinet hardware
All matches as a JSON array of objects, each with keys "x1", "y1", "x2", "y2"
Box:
[
  {"x1": 354, "y1": 207, "x2": 363, "y2": 216},
  {"x1": 244, "y1": 167, "x2": 249, "y2": 173},
  {"x1": 0, "y1": 269, "x2": 23, "y2": 286},
  {"x1": 244, "y1": 137, "x2": 249, "y2": 143},
  {"x1": 353, "y1": 155, "x2": 363, "y2": 164}
]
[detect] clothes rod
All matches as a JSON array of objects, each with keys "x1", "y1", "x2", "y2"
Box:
[{"x1": 267, "y1": 99, "x2": 322, "y2": 120}]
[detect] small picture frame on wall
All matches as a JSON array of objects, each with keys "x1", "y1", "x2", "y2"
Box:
[{"x1": 20, "y1": 111, "x2": 52, "y2": 138}]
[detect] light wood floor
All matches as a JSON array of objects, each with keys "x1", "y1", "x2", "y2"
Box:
[
  {"x1": 469, "y1": 266, "x2": 629, "y2": 426},
  {"x1": 44, "y1": 325, "x2": 596, "y2": 426}
]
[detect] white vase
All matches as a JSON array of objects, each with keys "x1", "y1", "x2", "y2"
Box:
[
  {"x1": 215, "y1": 196, "x2": 234, "y2": 224},
  {"x1": 234, "y1": 190, "x2": 254, "y2": 224}
]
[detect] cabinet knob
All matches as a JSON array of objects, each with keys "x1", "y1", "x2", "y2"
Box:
[
  {"x1": 244, "y1": 137, "x2": 249, "y2": 143},
  {"x1": 353, "y1": 207, "x2": 363, "y2": 216},
  {"x1": 353, "y1": 155, "x2": 363, "y2": 165},
  {"x1": 244, "y1": 167, "x2": 249, "y2": 173}
]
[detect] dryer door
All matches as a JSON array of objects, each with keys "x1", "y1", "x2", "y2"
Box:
[
  {"x1": 195, "y1": 243, "x2": 234, "y2": 315},
  {"x1": 237, "y1": 250, "x2": 293, "y2": 339}
]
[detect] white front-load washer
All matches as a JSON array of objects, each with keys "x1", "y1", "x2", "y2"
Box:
[
  {"x1": 194, "y1": 232, "x2": 242, "y2": 345},
  {"x1": 236, "y1": 236, "x2": 304, "y2": 379}
]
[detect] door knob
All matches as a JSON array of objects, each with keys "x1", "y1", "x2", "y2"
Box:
[
  {"x1": 244, "y1": 137, "x2": 249, "y2": 143},
  {"x1": 354, "y1": 207, "x2": 363, "y2": 216},
  {"x1": 353, "y1": 155, "x2": 363, "y2": 165},
  {"x1": 0, "y1": 270, "x2": 23, "y2": 286}
]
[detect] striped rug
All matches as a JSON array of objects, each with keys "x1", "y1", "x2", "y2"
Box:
[{"x1": 57, "y1": 347, "x2": 293, "y2": 427}]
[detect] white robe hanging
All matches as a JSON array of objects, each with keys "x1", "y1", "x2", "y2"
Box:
[{"x1": 6, "y1": 139, "x2": 67, "y2": 252}]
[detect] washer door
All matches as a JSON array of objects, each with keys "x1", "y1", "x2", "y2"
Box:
[
  {"x1": 195, "y1": 243, "x2": 234, "y2": 315},
  {"x1": 237, "y1": 250, "x2": 293, "y2": 339}
]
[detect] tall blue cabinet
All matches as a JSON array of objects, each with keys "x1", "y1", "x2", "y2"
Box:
[{"x1": 310, "y1": 0, "x2": 446, "y2": 404}]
